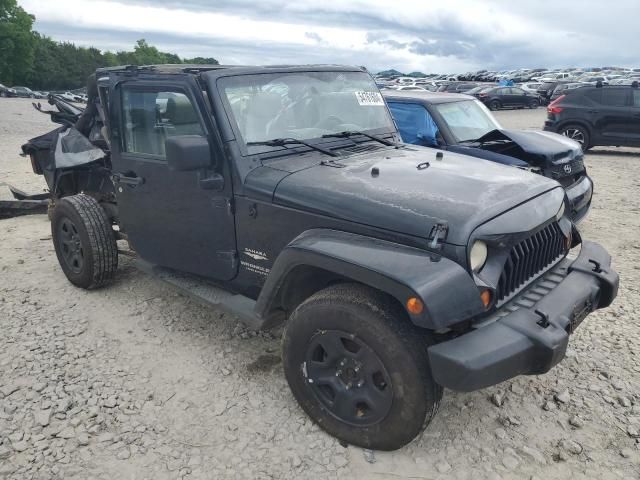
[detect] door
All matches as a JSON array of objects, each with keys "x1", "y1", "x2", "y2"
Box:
[
  {"x1": 508, "y1": 87, "x2": 528, "y2": 107},
  {"x1": 110, "y1": 79, "x2": 238, "y2": 281},
  {"x1": 495, "y1": 88, "x2": 512, "y2": 106},
  {"x1": 587, "y1": 88, "x2": 632, "y2": 145}
]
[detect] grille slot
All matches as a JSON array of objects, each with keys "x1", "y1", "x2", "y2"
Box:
[
  {"x1": 496, "y1": 222, "x2": 566, "y2": 303},
  {"x1": 339, "y1": 144, "x2": 382, "y2": 155}
]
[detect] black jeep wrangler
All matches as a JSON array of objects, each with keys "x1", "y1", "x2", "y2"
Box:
[{"x1": 22, "y1": 64, "x2": 618, "y2": 451}]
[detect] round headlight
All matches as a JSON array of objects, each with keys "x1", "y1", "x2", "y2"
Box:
[
  {"x1": 556, "y1": 202, "x2": 566, "y2": 220},
  {"x1": 470, "y1": 241, "x2": 488, "y2": 272}
]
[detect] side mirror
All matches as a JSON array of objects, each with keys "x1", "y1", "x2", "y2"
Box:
[{"x1": 166, "y1": 135, "x2": 212, "y2": 172}]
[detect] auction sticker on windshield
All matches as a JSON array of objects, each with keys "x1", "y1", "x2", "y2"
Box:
[{"x1": 355, "y1": 91, "x2": 384, "y2": 106}]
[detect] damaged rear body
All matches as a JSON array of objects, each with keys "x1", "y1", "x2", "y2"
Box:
[{"x1": 21, "y1": 80, "x2": 117, "y2": 220}]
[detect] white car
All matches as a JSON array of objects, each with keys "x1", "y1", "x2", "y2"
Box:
[
  {"x1": 519, "y1": 82, "x2": 543, "y2": 94},
  {"x1": 57, "y1": 92, "x2": 79, "y2": 102}
]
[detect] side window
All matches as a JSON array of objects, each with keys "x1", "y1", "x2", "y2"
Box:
[
  {"x1": 387, "y1": 102, "x2": 439, "y2": 147},
  {"x1": 122, "y1": 89, "x2": 204, "y2": 158},
  {"x1": 601, "y1": 89, "x2": 629, "y2": 107},
  {"x1": 633, "y1": 90, "x2": 640, "y2": 107},
  {"x1": 511, "y1": 88, "x2": 525, "y2": 95}
]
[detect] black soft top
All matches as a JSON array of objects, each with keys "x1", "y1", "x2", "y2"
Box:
[{"x1": 96, "y1": 64, "x2": 367, "y2": 78}]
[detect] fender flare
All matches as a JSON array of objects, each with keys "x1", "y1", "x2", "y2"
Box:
[{"x1": 255, "y1": 229, "x2": 485, "y2": 330}]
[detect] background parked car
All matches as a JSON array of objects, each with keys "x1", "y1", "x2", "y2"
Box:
[
  {"x1": 537, "y1": 81, "x2": 571, "y2": 105},
  {"x1": 544, "y1": 84, "x2": 640, "y2": 151},
  {"x1": 437, "y1": 82, "x2": 479, "y2": 93},
  {"x1": 383, "y1": 90, "x2": 593, "y2": 222},
  {"x1": 472, "y1": 86, "x2": 541, "y2": 110},
  {"x1": 549, "y1": 83, "x2": 587, "y2": 102},
  {"x1": 0, "y1": 83, "x2": 18, "y2": 97},
  {"x1": 11, "y1": 86, "x2": 37, "y2": 98},
  {"x1": 519, "y1": 82, "x2": 544, "y2": 94}
]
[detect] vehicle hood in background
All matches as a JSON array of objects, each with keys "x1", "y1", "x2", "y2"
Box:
[{"x1": 469, "y1": 129, "x2": 583, "y2": 167}]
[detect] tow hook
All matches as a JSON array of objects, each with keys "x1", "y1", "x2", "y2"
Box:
[{"x1": 535, "y1": 310, "x2": 550, "y2": 328}]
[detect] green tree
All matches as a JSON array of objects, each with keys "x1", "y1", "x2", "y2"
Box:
[
  {"x1": 0, "y1": 0, "x2": 36, "y2": 85},
  {"x1": 184, "y1": 56, "x2": 219, "y2": 65}
]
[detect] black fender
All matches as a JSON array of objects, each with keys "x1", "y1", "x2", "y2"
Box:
[{"x1": 255, "y1": 229, "x2": 485, "y2": 330}]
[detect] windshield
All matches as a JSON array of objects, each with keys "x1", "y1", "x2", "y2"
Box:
[
  {"x1": 434, "y1": 99, "x2": 501, "y2": 142},
  {"x1": 219, "y1": 71, "x2": 395, "y2": 148}
]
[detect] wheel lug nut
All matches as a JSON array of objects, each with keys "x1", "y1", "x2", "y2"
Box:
[{"x1": 357, "y1": 380, "x2": 364, "y2": 388}]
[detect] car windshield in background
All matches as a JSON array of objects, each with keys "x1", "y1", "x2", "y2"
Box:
[
  {"x1": 434, "y1": 99, "x2": 501, "y2": 142},
  {"x1": 219, "y1": 71, "x2": 395, "y2": 148}
]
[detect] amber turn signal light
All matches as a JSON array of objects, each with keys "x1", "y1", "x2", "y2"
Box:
[
  {"x1": 406, "y1": 297, "x2": 424, "y2": 315},
  {"x1": 480, "y1": 289, "x2": 492, "y2": 309}
]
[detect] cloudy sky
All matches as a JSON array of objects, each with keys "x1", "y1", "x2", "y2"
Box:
[{"x1": 20, "y1": 0, "x2": 639, "y2": 73}]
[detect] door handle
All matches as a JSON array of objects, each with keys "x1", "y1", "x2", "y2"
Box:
[
  {"x1": 587, "y1": 110, "x2": 599, "y2": 114},
  {"x1": 113, "y1": 173, "x2": 145, "y2": 186}
]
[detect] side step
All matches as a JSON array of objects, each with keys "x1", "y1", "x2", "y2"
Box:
[{"x1": 136, "y1": 260, "x2": 264, "y2": 330}]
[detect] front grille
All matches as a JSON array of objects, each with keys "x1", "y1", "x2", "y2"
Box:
[
  {"x1": 547, "y1": 158, "x2": 585, "y2": 180},
  {"x1": 496, "y1": 222, "x2": 567, "y2": 302}
]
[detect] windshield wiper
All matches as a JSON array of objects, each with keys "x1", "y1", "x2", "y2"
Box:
[
  {"x1": 246, "y1": 138, "x2": 338, "y2": 157},
  {"x1": 322, "y1": 131, "x2": 397, "y2": 147}
]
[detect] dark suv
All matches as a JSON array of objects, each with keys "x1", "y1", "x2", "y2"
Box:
[
  {"x1": 544, "y1": 84, "x2": 640, "y2": 151},
  {"x1": 22, "y1": 64, "x2": 618, "y2": 451}
]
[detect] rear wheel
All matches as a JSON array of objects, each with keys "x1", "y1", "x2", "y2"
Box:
[
  {"x1": 561, "y1": 124, "x2": 590, "y2": 151},
  {"x1": 51, "y1": 194, "x2": 118, "y2": 289},
  {"x1": 282, "y1": 284, "x2": 443, "y2": 451},
  {"x1": 489, "y1": 99, "x2": 501, "y2": 111}
]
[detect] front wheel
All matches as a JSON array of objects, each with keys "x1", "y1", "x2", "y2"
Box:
[
  {"x1": 282, "y1": 284, "x2": 443, "y2": 451},
  {"x1": 528, "y1": 99, "x2": 540, "y2": 109},
  {"x1": 51, "y1": 194, "x2": 118, "y2": 289}
]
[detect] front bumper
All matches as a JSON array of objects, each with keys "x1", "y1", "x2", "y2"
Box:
[
  {"x1": 428, "y1": 241, "x2": 618, "y2": 392},
  {"x1": 566, "y1": 175, "x2": 593, "y2": 224}
]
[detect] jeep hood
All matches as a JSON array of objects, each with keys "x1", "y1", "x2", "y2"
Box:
[
  {"x1": 271, "y1": 146, "x2": 560, "y2": 245},
  {"x1": 469, "y1": 129, "x2": 583, "y2": 167}
]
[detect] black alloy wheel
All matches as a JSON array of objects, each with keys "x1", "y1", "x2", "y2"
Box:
[
  {"x1": 561, "y1": 125, "x2": 590, "y2": 151},
  {"x1": 56, "y1": 216, "x2": 85, "y2": 274},
  {"x1": 489, "y1": 99, "x2": 501, "y2": 111}
]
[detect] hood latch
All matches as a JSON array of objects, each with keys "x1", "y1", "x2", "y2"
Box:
[{"x1": 428, "y1": 222, "x2": 449, "y2": 250}]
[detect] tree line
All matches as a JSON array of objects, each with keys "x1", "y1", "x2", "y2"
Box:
[{"x1": 0, "y1": 0, "x2": 218, "y2": 91}]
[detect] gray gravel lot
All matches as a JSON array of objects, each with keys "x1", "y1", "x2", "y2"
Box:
[{"x1": 1, "y1": 97, "x2": 639, "y2": 479}]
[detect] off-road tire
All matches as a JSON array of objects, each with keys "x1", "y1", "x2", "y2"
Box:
[
  {"x1": 489, "y1": 99, "x2": 501, "y2": 111},
  {"x1": 282, "y1": 283, "x2": 443, "y2": 451},
  {"x1": 561, "y1": 124, "x2": 591, "y2": 152},
  {"x1": 51, "y1": 194, "x2": 117, "y2": 289}
]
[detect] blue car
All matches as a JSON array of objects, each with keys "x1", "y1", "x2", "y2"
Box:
[{"x1": 384, "y1": 91, "x2": 593, "y2": 223}]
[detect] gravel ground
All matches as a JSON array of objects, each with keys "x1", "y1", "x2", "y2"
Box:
[{"x1": 1, "y1": 97, "x2": 639, "y2": 480}]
